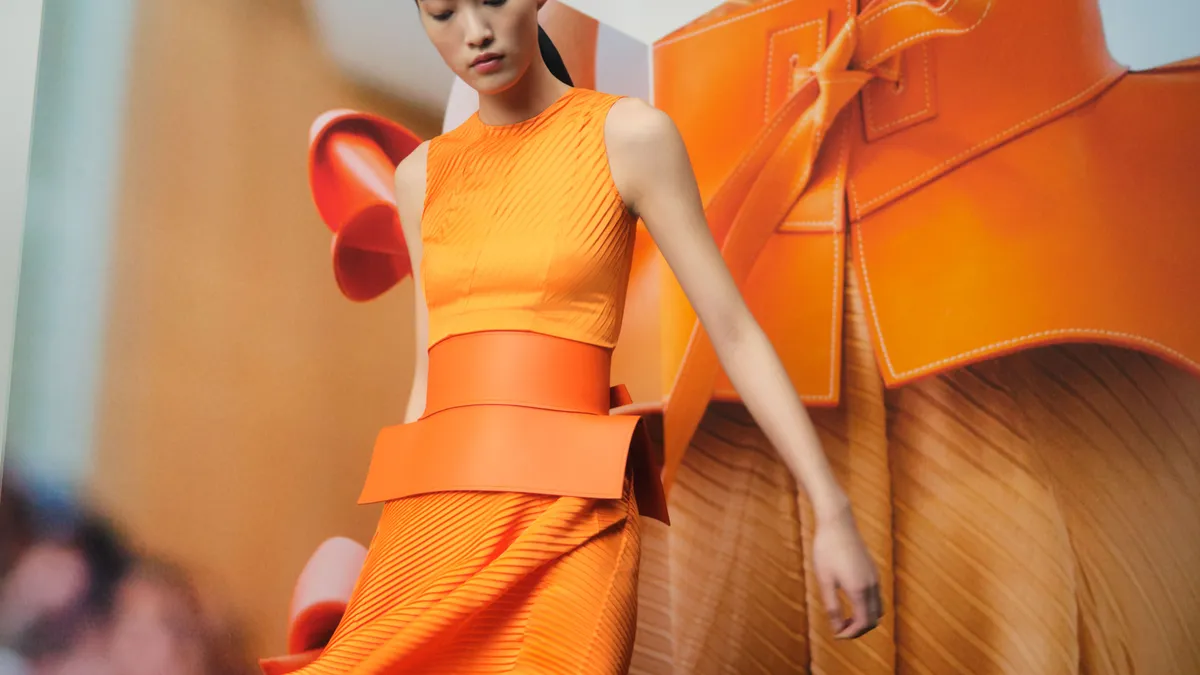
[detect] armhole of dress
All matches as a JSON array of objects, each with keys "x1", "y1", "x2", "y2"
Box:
[
  {"x1": 420, "y1": 137, "x2": 438, "y2": 229},
  {"x1": 599, "y1": 95, "x2": 636, "y2": 219}
]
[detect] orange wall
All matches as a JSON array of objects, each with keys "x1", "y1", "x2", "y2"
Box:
[{"x1": 88, "y1": 0, "x2": 436, "y2": 657}]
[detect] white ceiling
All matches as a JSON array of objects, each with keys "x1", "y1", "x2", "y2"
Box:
[
  {"x1": 302, "y1": 0, "x2": 1200, "y2": 119},
  {"x1": 298, "y1": 0, "x2": 713, "y2": 118}
]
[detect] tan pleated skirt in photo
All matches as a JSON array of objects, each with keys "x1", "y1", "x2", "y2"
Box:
[{"x1": 630, "y1": 265, "x2": 1200, "y2": 675}]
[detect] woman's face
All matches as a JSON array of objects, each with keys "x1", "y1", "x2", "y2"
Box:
[{"x1": 417, "y1": 0, "x2": 548, "y2": 94}]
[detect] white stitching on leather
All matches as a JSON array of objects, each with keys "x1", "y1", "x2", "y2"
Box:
[
  {"x1": 820, "y1": 144, "x2": 849, "y2": 396},
  {"x1": 856, "y1": 222, "x2": 896, "y2": 378},
  {"x1": 863, "y1": 43, "x2": 933, "y2": 136},
  {"x1": 824, "y1": 131, "x2": 847, "y2": 398},
  {"x1": 861, "y1": 0, "x2": 990, "y2": 69},
  {"x1": 783, "y1": 93, "x2": 852, "y2": 231},
  {"x1": 700, "y1": 79, "x2": 818, "y2": 238},
  {"x1": 834, "y1": 115, "x2": 850, "y2": 231},
  {"x1": 657, "y1": 0, "x2": 801, "y2": 48},
  {"x1": 861, "y1": 0, "x2": 961, "y2": 28},
  {"x1": 906, "y1": 330, "x2": 1200, "y2": 379},
  {"x1": 799, "y1": 233, "x2": 841, "y2": 404},
  {"x1": 784, "y1": 221, "x2": 837, "y2": 228},
  {"x1": 795, "y1": 118, "x2": 849, "y2": 403},
  {"x1": 765, "y1": 20, "x2": 827, "y2": 123},
  {"x1": 854, "y1": 212, "x2": 1200, "y2": 380},
  {"x1": 849, "y1": 71, "x2": 1120, "y2": 215}
]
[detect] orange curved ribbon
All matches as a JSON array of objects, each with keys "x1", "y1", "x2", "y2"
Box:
[{"x1": 660, "y1": 0, "x2": 993, "y2": 494}]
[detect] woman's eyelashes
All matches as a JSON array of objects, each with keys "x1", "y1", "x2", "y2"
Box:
[
  {"x1": 427, "y1": 0, "x2": 504, "y2": 22},
  {"x1": 421, "y1": 0, "x2": 453, "y2": 21}
]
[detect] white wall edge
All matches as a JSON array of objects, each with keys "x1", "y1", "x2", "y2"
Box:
[{"x1": 0, "y1": 0, "x2": 46, "y2": 491}]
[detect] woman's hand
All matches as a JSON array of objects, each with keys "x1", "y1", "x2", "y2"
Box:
[{"x1": 811, "y1": 503, "x2": 882, "y2": 639}]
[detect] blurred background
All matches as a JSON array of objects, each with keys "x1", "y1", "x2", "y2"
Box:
[{"x1": 1, "y1": 0, "x2": 1197, "y2": 673}]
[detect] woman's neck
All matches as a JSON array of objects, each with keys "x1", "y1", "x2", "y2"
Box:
[{"x1": 476, "y1": 60, "x2": 571, "y2": 127}]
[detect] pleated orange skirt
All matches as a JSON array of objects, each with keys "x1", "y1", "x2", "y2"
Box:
[
  {"x1": 287, "y1": 481, "x2": 641, "y2": 675},
  {"x1": 265, "y1": 331, "x2": 663, "y2": 674}
]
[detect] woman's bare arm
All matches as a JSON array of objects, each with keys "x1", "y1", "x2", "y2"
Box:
[
  {"x1": 604, "y1": 99, "x2": 848, "y2": 520},
  {"x1": 605, "y1": 97, "x2": 880, "y2": 638},
  {"x1": 394, "y1": 141, "x2": 431, "y2": 423}
]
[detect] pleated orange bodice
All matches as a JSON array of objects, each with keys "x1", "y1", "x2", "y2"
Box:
[{"x1": 421, "y1": 87, "x2": 638, "y2": 350}]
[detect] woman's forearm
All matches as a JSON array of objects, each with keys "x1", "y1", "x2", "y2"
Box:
[
  {"x1": 404, "y1": 353, "x2": 429, "y2": 423},
  {"x1": 715, "y1": 321, "x2": 850, "y2": 523},
  {"x1": 404, "y1": 285, "x2": 430, "y2": 424}
]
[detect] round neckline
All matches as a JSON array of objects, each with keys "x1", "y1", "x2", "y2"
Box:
[{"x1": 472, "y1": 87, "x2": 579, "y2": 132}]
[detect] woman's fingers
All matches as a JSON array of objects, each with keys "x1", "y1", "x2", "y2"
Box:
[
  {"x1": 835, "y1": 583, "x2": 881, "y2": 640},
  {"x1": 835, "y1": 586, "x2": 872, "y2": 639},
  {"x1": 869, "y1": 583, "x2": 884, "y2": 624},
  {"x1": 819, "y1": 576, "x2": 849, "y2": 634}
]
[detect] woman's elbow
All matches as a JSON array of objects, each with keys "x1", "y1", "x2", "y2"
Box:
[{"x1": 707, "y1": 303, "x2": 762, "y2": 357}]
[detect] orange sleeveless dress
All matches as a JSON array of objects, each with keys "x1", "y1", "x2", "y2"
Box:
[{"x1": 283, "y1": 87, "x2": 666, "y2": 675}]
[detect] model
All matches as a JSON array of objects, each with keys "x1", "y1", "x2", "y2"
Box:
[{"x1": 261, "y1": 0, "x2": 880, "y2": 673}]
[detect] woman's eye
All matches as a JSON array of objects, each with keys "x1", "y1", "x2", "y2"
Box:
[
  {"x1": 483, "y1": 0, "x2": 506, "y2": 6},
  {"x1": 431, "y1": 10, "x2": 453, "y2": 21}
]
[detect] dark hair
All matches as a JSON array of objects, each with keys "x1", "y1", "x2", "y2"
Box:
[
  {"x1": 73, "y1": 514, "x2": 133, "y2": 617},
  {"x1": 12, "y1": 514, "x2": 132, "y2": 660},
  {"x1": 538, "y1": 24, "x2": 573, "y2": 86}
]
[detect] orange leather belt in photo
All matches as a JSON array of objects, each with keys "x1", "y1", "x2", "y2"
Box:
[{"x1": 624, "y1": 0, "x2": 1200, "y2": 489}]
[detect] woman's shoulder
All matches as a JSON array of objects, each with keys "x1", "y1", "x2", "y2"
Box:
[
  {"x1": 602, "y1": 98, "x2": 691, "y2": 212},
  {"x1": 393, "y1": 140, "x2": 431, "y2": 209},
  {"x1": 603, "y1": 97, "x2": 681, "y2": 160}
]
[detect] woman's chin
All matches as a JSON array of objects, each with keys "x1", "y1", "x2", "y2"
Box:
[{"x1": 463, "y1": 68, "x2": 521, "y2": 96}]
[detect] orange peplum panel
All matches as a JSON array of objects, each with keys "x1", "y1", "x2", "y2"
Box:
[{"x1": 358, "y1": 330, "x2": 669, "y2": 525}]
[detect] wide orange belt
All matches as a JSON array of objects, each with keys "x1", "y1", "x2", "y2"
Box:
[
  {"x1": 423, "y1": 331, "x2": 612, "y2": 417},
  {"x1": 359, "y1": 331, "x2": 669, "y2": 524},
  {"x1": 660, "y1": 0, "x2": 992, "y2": 492}
]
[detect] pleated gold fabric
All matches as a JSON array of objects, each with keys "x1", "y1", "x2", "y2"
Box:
[
  {"x1": 630, "y1": 258, "x2": 1200, "y2": 674},
  {"x1": 291, "y1": 482, "x2": 641, "y2": 675}
]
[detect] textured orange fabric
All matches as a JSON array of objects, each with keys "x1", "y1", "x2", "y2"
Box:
[
  {"x1": 422, "y1": 88, "x2": 638, "y2": 350},
  {"x1": 281, "y1": 482, "x2": 641, "y2": 675}
]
